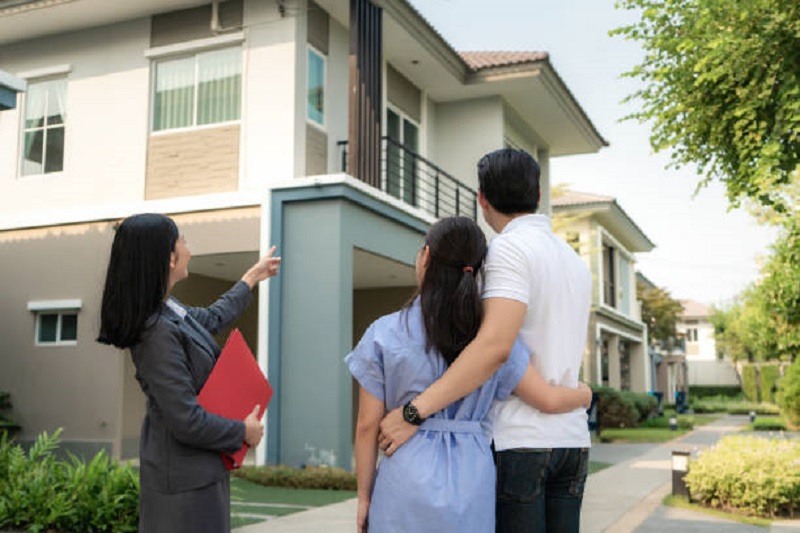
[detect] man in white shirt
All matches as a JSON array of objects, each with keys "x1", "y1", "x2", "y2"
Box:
[{"x1": 379, "y1": 148, "x2": 592, "y2": 532}]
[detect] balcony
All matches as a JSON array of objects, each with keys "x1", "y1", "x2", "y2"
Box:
[{"x1": 337, "y1": 137, "x2": 478, "y2": 221}]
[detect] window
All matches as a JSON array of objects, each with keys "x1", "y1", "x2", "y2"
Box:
[
  {"x1": 686, "y1": 328, "x2": 698, "y2": 343},
  {"x1": 21, "y1": 78, "x2": 66, "y2": 176},
  {"x1": 602, "y1": 244, "x2": 616, "y2": 307},
  {"x1": 153, "y1": 47, "x2": 241, "y2": 132},
  {"x1": 28, "y1": 300, "x2": 81, "y2": 346},
  {"x1": 619, "y1": 256, "x2": 631, "y2": 315},
  {"x1": 35, "y1": 311, "x2": 78, "y2": 345},
  {"x1": 386, "y1": 107, "x2": 419, "y2": 205},
  {"x1": 307, "y1": 47, "x2": 325, "y2": 127}
]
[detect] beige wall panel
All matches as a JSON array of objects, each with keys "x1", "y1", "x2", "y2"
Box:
[
  {"x1": 170, "y1": 206, "x2": 260, "y2": 255},
  {"x1": 150, "y1": 0, "x2": 243, "y2": 47},
  {"x1": 306, "y1": 124, "x2": 329, "y2": 176},
  {"x1": 0, "y1": 221, "x2": 121, "y2": 449},
  {"x1": 146, "y1": 125, "x2": 240, "y2": 200},
  {"x1": 387, "y1": 64, "x2": 421, "y2": 123}
]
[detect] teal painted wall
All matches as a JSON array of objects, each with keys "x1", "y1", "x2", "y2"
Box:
[{"x1": 277, "y1": 197, "x2": 424, "y2": 468}]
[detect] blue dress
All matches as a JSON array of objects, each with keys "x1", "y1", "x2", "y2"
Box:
[{"x1": 345, "y1": 300, "x2": 529, "y2": 532}]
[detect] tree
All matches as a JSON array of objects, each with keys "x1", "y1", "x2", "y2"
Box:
[
  {"x1": 613, "y1": 0, "x2": 800, "y2": 211},
  {"x1": 636, "y1": 281, "x2": 683, "y2": 344}
]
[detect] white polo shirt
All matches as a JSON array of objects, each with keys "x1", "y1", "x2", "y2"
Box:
[{"x1": 484, "y1": 214, "x2": 592, "y2": 450}]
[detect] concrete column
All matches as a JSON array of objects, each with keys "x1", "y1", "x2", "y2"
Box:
[
  {"x1": 629, "y1": 341, "x2": 647, "y2": 392},
  {"x1": 608, "y1": 334, "x2": 621, "y2": 389}
]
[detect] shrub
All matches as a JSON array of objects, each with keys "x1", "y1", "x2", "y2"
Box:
[
  {"x1": 592, "y1": 386, "x2": 638, "y2": 430},
  {"x1": 0, "y1": 429, "x2": 138, "y2": 532},
  {"x1": 688, "y1": 385, "x2": 743, "y2": 399},
  {"x1": 750, "y1": 417, "x2": 787, "y2": 432},
  {"x1": 742, "y1": 365, "x2": 760, "y2": 402},
  {"x1": 777, "y1": 358, "x2": 800, "y2": 427},
  {"x1": 690, "y1": 397, "x2": 780, "y2": 415},
  {"x1": 233, "y1": 465, "x2": 357, "y2": 491},
  {"x1": 685, "y1": 435, "x2": 799, "y2": 518},
  {"x1": 619, "y1": 391, "x2": 658, "y2": 423},
  {"x1": 760, "y1": 365, "x2": 781, "y2": 404}
]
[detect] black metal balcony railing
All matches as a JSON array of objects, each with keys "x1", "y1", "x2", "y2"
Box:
[{"x1": 337, "y1": 137, "x2": 478, "y2": 220}]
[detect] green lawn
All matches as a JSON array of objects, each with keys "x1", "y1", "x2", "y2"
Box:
[
  {"x1": 230, "y1": 477, "x2": 356, "y2": 528},
  {"x1": 588, "y1": 461, "x2": 611, "y2": 475}
]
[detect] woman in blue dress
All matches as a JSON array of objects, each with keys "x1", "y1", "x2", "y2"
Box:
[{"x1": 346, "y1": 216, "x2": 591, "y2": 532}]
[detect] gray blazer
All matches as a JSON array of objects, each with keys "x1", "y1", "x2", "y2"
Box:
[{"x1": 131, "y1": 281, "x2": 252, "y2": 494}]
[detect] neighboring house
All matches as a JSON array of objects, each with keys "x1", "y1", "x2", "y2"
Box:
[
  {"x1": 637, "y1": 272, "x2": 688, "y2": 404},
  {"x1": 0, "y1": 0, "x2": 605, "y2": 468},
  {"x1": 679, "y1": 299, "x2": 739, "y2": 386},
  {"x1": 0, "y1": 69, "x2": 25, "y2": 110},
  {"x1": 552, "y1": 191, "x2": 654, "y2": 393}
]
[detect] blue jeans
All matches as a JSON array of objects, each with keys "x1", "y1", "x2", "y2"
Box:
[{"x1": 495, "y1": 447, "x2": 589, "y2": 533}]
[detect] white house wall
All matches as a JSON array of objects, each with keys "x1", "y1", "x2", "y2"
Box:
[
  {"x1": 241, "y1": 0, "x2": 299, "y2": 188},
  {"x1": 0, "y1": 19, "x2": 152, "y2": 215},
  {"x1": 326, "y1": 15, "x2": 350, "y2": 173}
]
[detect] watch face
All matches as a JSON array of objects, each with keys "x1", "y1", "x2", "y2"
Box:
[{"x1": 403, "y1": 402, "x2": 422, "y2": 425}]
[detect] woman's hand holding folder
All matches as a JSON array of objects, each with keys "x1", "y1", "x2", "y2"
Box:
[{"x1": 244, "y1": 404, "x2": 265, "y2": 448}]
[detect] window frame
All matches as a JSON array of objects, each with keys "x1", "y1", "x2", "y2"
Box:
[
  {"x1": 306, "y1": 45, "x2": 327, "y2": 130},
  {"x1": 28, "y1": 299, "x2": 81, "y2": 347},
  {"x1": 18, "y1": 76, "x2": 68, "y2": 178},
  {"x1": 150, "y1": 45, "x2": 243, "y2": 134}
]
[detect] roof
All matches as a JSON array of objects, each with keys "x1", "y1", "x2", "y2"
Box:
[
  {"x1": 681, "y1": 299, "x2": 711, "y2": 319},
  {"x1": 551, "y1": 190, "x2": 615, "y2": 207},
  {"x1": 460, "y1": 51, "x2": 549, "y2": 71},
  {"x1": 552, "y1": 190, "x2": 655, "y2": 253}
]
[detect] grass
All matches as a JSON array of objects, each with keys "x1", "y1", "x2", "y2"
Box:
[
  {"x1": 663, "y1": 494, "x2": 772, "y2": 528},
  {"x1": 229, "y1": 476, "x2": 356, "y2": 528},
  {"x1": 600, "y1": 427, "x2": 689, "y2": 443},
  {"x1": 588, "y1": 461, "x2": 611, "y2": 475}
]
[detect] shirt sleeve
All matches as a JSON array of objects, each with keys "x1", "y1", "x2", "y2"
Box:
[
  {"x1": 344, "y1": 322, "x2": 385, "y2": 401},
  {"x1": 495, "y1": 339, "x2": 530, "y2": 401},
  {"x1": 482, "y1": 236, "x2": 530, "y2": 305}
]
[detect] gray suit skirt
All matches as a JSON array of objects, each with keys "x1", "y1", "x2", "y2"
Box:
[{"x1": 139, "y1": 475, "x2": 230, "y2": 533}]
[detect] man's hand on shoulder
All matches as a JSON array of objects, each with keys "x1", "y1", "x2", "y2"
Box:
[{"x1": 378, "y1": 407, "x2": 418, "y2": 456}]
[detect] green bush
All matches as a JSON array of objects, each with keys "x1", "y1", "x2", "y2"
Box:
[
  {"x1": 619, "y1": 391, "x2": 658, "y2": 423},
  {"x1": 749, "y1": 417, "x2": 787, "y2": 432},
  {"x1": 592, "y1": 386, "x2": 638, "y2": 430},
  {"x1": 233, "y1": 465, "x2": 357, "y2": 491},
  {"x1": 688, "y1": 385, "x2": 743, "y2": 399},
  {"x1": 776, "y1": 358, "x2": 800, "y2": 427},
  {"x1": 742, "y1": 365, "x2": 760, "y2": 402},
  {"x1": 0, "y1": 429, "x2": 138, "y2": 532},
  {"x1": 685, "y1": 435, "x2": 799, "y2": 518},
  {"x1": 760, "y1": 365, "x2": 781, "y2": 404}
]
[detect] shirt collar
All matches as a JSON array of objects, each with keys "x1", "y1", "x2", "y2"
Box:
[
  {"x1": 501, "y1": 213, "x2": 551, "y2": 234},
  {"x1": 165, "y1": 298, "x2": 187, "y2": 320}
]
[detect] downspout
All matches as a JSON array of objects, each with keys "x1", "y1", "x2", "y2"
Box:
[{"x1": 211, "y1": 0, "x2": 220, "y2": 34}]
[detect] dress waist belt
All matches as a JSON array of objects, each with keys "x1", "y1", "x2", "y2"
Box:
[{"x1": 420, "y1": 418, "x2": 483, "y2": 434}]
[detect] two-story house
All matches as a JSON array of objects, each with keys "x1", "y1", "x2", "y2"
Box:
[
  {"x1": 679, "y1": 299, "x2": 738, "y2": 387},
  {"x1": 552, "y1": 191, "x2": 654, "y2": 393},
  {"x1": 0, "y1": 0, "x2": 606, "y2": 468}
]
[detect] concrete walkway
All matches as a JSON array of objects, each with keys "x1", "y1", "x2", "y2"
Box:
[{"x1": 235, "y1": 416, "x2": 800, "y2": 532}]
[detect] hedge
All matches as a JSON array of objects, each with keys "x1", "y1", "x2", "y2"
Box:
[
  {"x1": 688, "y1": 385, "x2": 743, "y2": 399},
  {"x1": 233, "y1": 465, "x2": 357, "y2": 491},
  {"x1": 760, "y1": 365, "x2": 781, "y2": 403},
  {"x1": 690, "y1": 398, "x2": 780, "y2": 415},
  {"x1": 777, "y1": 358, "x2": 800, "y2": 427},
  {"x1": 619, "y1": 391, "x2": 658, "y2": 422},
  {"x1": 591, "y1": 386, "x2": 638, "y2": 430},
  {"x1": 742, "y1": 365, "x2": 760, "y2": 402},
  {"x1": 685, "y1": 435, "x2": 799, "y2": 518}
]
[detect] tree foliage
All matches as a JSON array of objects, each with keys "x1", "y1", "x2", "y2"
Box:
[
  {"x1": 636, "y1": 281, "x2": 683, "y2": 343},
  {"x1": 613, "y1": 0, "x2": 800, "y2": 210}
]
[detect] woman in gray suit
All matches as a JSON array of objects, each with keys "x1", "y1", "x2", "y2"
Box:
[{"x1": 98, "y1": 213, "x2": 281, "y2": 532}]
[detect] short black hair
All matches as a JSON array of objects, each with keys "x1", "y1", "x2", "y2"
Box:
[
  {"x1": 97, "y1": 213, "x2": 179, "y2": 349},
  {"x1": 477, "y1": 148, "x2": 540, "y2": 215}
]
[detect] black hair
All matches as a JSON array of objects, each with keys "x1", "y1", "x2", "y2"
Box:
[
  {"x1": 97, "y1": 213, "x2": 179, "y2": 349},
  {"x1": 477, "y1": 148, "x2": 541, "y2": 215},
  {"x1": 413, "y1": 216, "x2": 487, "y2": 366}
]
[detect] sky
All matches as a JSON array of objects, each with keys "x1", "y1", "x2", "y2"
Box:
[{"x1": 408, "y1": 0, "x2": 778, "y2": 307}]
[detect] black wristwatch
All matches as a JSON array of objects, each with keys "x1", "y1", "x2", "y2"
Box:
[{"x1": 402, "y1": 401, "x2": 425, "y2": 426}]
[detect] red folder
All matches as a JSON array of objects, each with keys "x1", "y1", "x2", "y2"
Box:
[{"x1": 197, "y1": 328, "x2": 272, "y2": 470}]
